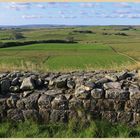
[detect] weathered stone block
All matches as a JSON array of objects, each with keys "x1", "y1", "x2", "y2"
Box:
[
  {"x1": 96, "y1": 99, "x2": 114, "y2": 111},
  {"x1": 51, "y1": 95, "x2": 68, "y2": 110},
  {"x1": 69, "y1": 97, "x2": 83, "y2": 110},
  {"x1": 7, "y1": 109, "x2": 24, "y2": 121},
  {"x1": 117, "y1": 112, "x2": 133, "y2": 123},
  {"x1": 91, "y1": 88, "x2": 104, "y2": 99},
  {"x1": 125, "y1": 100, "x2": 140, "y2": 113},
  {"x1": 133, "y1": 113, "x2": 140, "y2": 124},
  {"x1": 104, "y1": 82, "x2": 122, "y2": 90},
  {"x1": 50, "y1": 110, "x2": 68, "y2": 123},
  {"x1": 16, "y1": 99, "x2": 25, "y2": 109},
  {"x1": 38, "y1": 94, "x2": 53, "y2": 110},
  {"x1": 23, "y1": 109, "x2": 41, "y2": 122},
  {"x1": 105, "y1": 89, "x2": 129, "y2": 100},
  {"x1": 24, "y1": 93, "x2": 40, "y2": 109},
  {"x1": 1, "y1": 79, "x2": 10, "y2": 94},
  {"x1": 114, "y1": 100, "x2": 125, "y2": 111},
  {"x1": 7, "y1": 94, "x2": 19, "y2": 108},
  {"x1": 75, "y1": 86, "x2": 90, "y2": 99},
  {"x1": 20, "y1": 77, "x2": 35, "y2": 91},
  {"x1": 129, "y1": 88, "x2": 140, "y2": 99},
  {"x1": 102, "y1": 111, "x2": 117, "y2": 123},
  {"x1": 39, "y1": 109, "x2": 50, "y2": 123}
]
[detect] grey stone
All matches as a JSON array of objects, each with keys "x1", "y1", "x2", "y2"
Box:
[
  {"x1": 50, "y1": 110, "x2": 68, "y2": 123},
  {"x1": 9, "y1": 86, "x2": 20, "y2": 93},
  {"x1": 24, "y1": 93, "x2": 40, "y2": 109},
  {"x1": 102, "y1": 111, "x2": 117, "y2": 123},
  {"x1": 16, "y1": 99, "x2": 25, "y2": 109},
  {"x1": 105, "y1": 89, "x2": 129, "y2": 100},
  {"x1": 83, "y1": 100, "x2": 91, "y2": 110},
  {"x1": 117, "y1": 112, "x2": 133, "y2": 123},
  {"x1": 23, "y1": 90, "x2": 34, "y2": 97},
  {"x1": 35, "y1": 78, "x2": 44, "y2": 88},
  {"x1": 114, "y1": 100, "x2": 125, "y2": 111},
  {"x1": 11, "y1": 77, "x2": 20, "y2": 86},
  {"x1": 75, "y1": 86, "x2": 90, "y2": 99},
  {"x1": 67, "y1": 80, "x2": 75, "y2": 89},
  {"x1": 65, "y1": 94, "x2": 73, "y2": 100},
  {"x1": 117, "y1": 71, "x2": 129, "y2": 80},
  {"x1": 45, "y1": 89, "x2": 64, "y2": 96},
  {"x1": 95, "y1": 78, "x2": 109, "y2": 87},
  {"x1": 69, "y1": 97, "x2": 83, "y2": 110},
  {"x1": 7, "y1": 109, "x2": 24, "y2": 121},
  {"x1": 125, "y1": 100, "x2": 140, "y2": 112},
  {"x1": 129, "y1": 88, "x2": 140, "y2": 99},
  {"x1": 39, "y1": 109, "x2": 50, "y2": 123},
  {"x1": 7, "y1": 94, "x2": 19, "y2": 108},
  {"x1": 23, "y1": 109, "x2": 41, "y2": 122},
  {"x1": 51, "y1": 95, "x2": 68, "y2": 110},
  {"x1": 91, "y1": 88, "x2": 104, "y2": 99},
  {"x1": 55, "y1": 77, "x2": 67, "y2": 88},
  {"x1": 103, "y1": 82, "x2": 122, "y2": 90},
  {"x1": 105, "y1": 74, "x2": 118, "y2": 82},
  {"x1": 96, "y1": 99, "x2": 114, "y2": 111},
  {"x1": 20, "y1": 77, "x2": 35, "y2": 91},
  {"x1": 1, "y1": 79, "x2": 10, "y2": 94},
  {"x1": 133, "y1": 113, "x2": 140, "y2": 124},
  {"x1": 84, "y1": 81, "x2": 96, "y2": 90},
  {"x1": 38, "y1": 94, "x2": 53, "y2": 109},
  {"x1": 0, "y1": 98, "x2": 7, "y2": 111}
]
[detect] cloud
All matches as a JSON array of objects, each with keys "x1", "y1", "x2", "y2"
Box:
[
  {"x1": 114, "y1": 2, "x2": 132, "y2": 8},
  {"x1": 58, "y1": 10, "x2": 65, "y2": 14},
  {"x1": 22, "y1": 15, "x2": 44, "y2": 19},
  {"x1": 7, "y1": 2, "x2": 31, "y2": 10},
  {"x1": 60, "y1": 15, "x2": 77, "y2": 19},
  {"x1": 80, "y1": 3, "x2": 96, "y2": 8},
  {"x1": 114, "y1": 10, "x2": 131, "y2": 14},
  {"x1": 96, "y1": 12, "x2": 140, "y2": 19},
  {"x1": 127, "y1": 14, "x2": 140, "y2": 19},
  {"x1": 79, "y1": 10, "x2": 89, "y2": 15},
  {"x1": 36, "y1": 4, "x2": 46, "y2": 9}
]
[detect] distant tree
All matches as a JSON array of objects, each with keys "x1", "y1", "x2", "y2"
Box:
[
  {"x1": 0, "y1": 42, "x2": 4, "y2": 48},
  {"x1": 66, "y1": 36, "x2": 74, "y2": 42},
  {"x1": 10, "y1": 30, "x2": 24, "y2": 40}
]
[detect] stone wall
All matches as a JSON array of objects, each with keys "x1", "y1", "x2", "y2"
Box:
[{"x1": 0, "y1": 70, "x2": 140, "y2": 125}]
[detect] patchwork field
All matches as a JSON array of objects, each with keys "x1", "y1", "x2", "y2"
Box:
[
  {"x1": 0, "y1": 43, "x2": 134, "y2": 71},
  {"x1": 0, "y1": 25, "x2": 139, "y2": 71}
]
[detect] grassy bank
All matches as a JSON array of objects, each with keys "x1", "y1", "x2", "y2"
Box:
[{"x1": 0, "y1": 120, "x2": 140, "y2": 138}]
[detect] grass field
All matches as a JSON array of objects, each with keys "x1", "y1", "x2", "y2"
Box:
[
  {"x1": 0, "y1": 25, "x2": 140, "y2": 71},
  {"x1": 0, "y1": 120, "x2": 140, "y2": 138},
  {"x1": 0, "y1": 43, "x2": 135, "y2": 71}
]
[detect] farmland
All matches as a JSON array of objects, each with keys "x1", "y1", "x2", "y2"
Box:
[{"x1": 0, "y1": 25, "x2": 139, "y2": 71}]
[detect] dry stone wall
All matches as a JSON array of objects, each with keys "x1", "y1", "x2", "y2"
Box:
[{"x1": 0, "y1": 70, "x2": 140, "y2": 125}]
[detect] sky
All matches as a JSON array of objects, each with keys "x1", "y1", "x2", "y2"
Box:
[{"x1": 0, "y1": 2, "x2": 140, "y2": 25}]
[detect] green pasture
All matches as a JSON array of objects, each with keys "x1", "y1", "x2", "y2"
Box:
[{"x1": 0, "y1": 43, "x2": 134, "y2": 71}]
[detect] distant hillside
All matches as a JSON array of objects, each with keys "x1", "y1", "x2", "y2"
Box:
[{"x1": 0, "y1": 24, "x2": 90, "y2": 29}]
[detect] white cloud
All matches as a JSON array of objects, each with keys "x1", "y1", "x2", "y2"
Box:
[
  {"x1": 7, "y1": 2, "x2": 31, "y2": 10},
  {"x1": 127, "y1": 14, "x2": 140, "y2": 18},
  {"x1": 115, "y1": 2, "x2": 132, "y2": 8},
  {"x1": 79, "y1": 10, "x2": 88, "y2": 15},
  {"x1": 58, "y1": 10, "x2": 65, "y2": 14},
  {"x1": 80, "y1": 3, "x2": 96, "y2": 8},
  {"x1": 96, "y1": 12, "x2": 140, "y2": 19},
  {"x1": 114, "y1": 10, "x2": 130, "y2": 14},
  {"x1": 36, "y1": 4, "x2": 46, "y2": 9},
  {"x1": 22, "y1": 15, "x2": 44, "y2": 19},
  {"x1": 60, "y1": 15, "x2": 77, "y2": 19}
]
